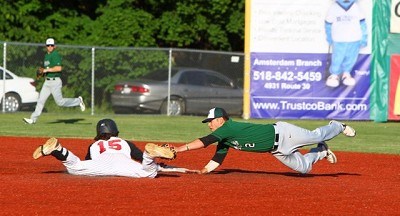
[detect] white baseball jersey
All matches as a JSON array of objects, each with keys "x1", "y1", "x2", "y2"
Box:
[
  {"x1": 325, "y1": 3, "x2": 365, "y2": 42},
  {"x1": 88, "y1": 137, "x2": 133, "y2": 159},
  {"x1": 61, "y1": 137, "x2": 158, "y2": 178}
]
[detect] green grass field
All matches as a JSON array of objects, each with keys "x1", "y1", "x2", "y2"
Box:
[{"x1": 1, "y1": 111, "x2": 399, "y2": 154}]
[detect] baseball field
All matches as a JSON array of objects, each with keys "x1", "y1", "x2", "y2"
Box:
[{"x1": 0, "y1": 112, "x2": 399, "y2": 215}]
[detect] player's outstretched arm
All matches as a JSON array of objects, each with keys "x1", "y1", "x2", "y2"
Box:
[
  {"x1": 175, "y1": 139, "x2": 205, "y2": 153},
  {"x1": 200, "y1": 160, "x2": 220, "y2": 174}
]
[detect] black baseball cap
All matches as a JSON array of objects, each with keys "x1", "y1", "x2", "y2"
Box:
[{"x1": 202, "y1": 107, "x2": 229, "y2": 123}]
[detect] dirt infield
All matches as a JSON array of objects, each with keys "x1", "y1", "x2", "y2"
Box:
[{"x1": 0, "y1": 136, "x2": 399, "y2": 215}]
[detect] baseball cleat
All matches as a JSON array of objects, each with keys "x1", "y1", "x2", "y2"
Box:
[
  {"x1": 23, "y1": 118, "x2": 35, "y2": 124},
  {"x1": 145, "y1": 143, "x2": 175, "y2": 159},
  {"x1": 318, "y1": 141, "x2": 337, "y2": 164},
  {"x1": 342, "y1": 124, "x2": 356, "y2": 137},
  {"x1": 78, "y1": 96, "x2": 85, "y2": 112},
  {"x1": 33, "y1": 137, "x2": 61, "y2": 159},
  {"x1": 330, "y1": 120, "x2": 356, "y2": 137}
]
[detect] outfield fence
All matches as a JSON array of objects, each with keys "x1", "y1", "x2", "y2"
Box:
[{"x1": 1, "y1": 41, "x2": 244, "y2": 115}]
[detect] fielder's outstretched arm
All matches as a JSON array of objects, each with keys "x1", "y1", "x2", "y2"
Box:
[
  {"x1": 176, "y1": 134, "x2": 227, "y2": 174},
  {"x1": 175, "y1": 139, "x2": 205, "y2": 152},
  {"x1": 200, "y1": 160, "x2": 220, "y2": 174},
  {"x1": 176, "y1": 134, "x2": 220, "y2": 153}
]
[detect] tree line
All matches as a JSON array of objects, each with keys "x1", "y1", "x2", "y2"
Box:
[{"x1": 0, "y1": 0, "x2": 245, "y2": 51}]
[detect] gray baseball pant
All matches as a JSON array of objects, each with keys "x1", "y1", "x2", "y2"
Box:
[{"x1": 272, "y1": 121, "x2": 344, "y2": 174}]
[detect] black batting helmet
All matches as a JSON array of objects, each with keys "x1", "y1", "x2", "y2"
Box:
[{"x1": 94, "y1": 118, "x2": 119, "y2": 140}]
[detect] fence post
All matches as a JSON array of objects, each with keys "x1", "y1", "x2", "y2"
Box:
[
  {"x1": 2, "y1": 42, "x2": 6, "y2": 113},
  {"x1": 167, "y1": 48, "x2": 172, "y2": 116},
  {"x1": 91, "y1": 47, "x2": 95, "y2": 115}
]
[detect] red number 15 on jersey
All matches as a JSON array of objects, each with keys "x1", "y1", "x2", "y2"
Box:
[{"x1": 97, "y1": 139, "x2": 122, "y2": 154}]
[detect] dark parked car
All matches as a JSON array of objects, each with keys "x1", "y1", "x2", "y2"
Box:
[{"x1": 111, "y1": 67, "x2": 243, "y2": 115}]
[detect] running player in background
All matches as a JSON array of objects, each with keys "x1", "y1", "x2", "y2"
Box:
[
  {"x1": 175, "y1": 107, "x2": 356, "y2": 174},
  {"x1": 32, "y1": 119, "x2": 177, "y2": 178},
  {"x1": 23, "y1": 38, "x2": 85, "y2": 124}
]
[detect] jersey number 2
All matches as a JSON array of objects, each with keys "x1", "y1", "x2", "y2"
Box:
[{"x1": 98, "y1": 140, "x2": 122, "y2": 154}]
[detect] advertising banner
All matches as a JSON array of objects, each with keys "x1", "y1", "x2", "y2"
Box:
[
  {"x1": 388, "y1": 55, "x2": 400, "y2": 120},
  {"x1": 250, "y1": 53, "x2": 371, "y2": 119},
  {"x1": 248, "y1": 0, "x2": 372, "y2": 120},
  {"x1": 391, "y1": 0, "x2": 400, "y2": 33}
]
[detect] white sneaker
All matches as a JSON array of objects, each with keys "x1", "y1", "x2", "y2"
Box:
[
  {"x1": 32, "y1": 137, "x2": 62, "y2": 159},
  {"x1": 78, "y1": 96, "x2": 85, "y2": 112},
  {"x1": 330, "y1": 120, "x2": 356, "y2": 137},
  {"x1": 145, "y1": 143, "x2": 175, "y2": 159},
  {"x1": 318, "y1": 142, "x2": 337, "y2": 164},
  {"x1": 342, "y1": 124, "x2": 356, "y2": 137},
  {"x1": 342, "y1": 73, "x2": 356, "y2": 86},
  {"x1": 23, "y1": 118, "x2": 35, "y2": 124},
  {"x1": 326, "y1": 75, "x2": 340, "y2": 88}
]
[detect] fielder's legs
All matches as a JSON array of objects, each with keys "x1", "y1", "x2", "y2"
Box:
[
  {"x1": 30, "y1": 80, "x2": 52, "y2": 122},
  {"x1": 271, "y1": 121, "x2": 345, "y2": 174},
  {"x1": 273, "y1": 121, "x2": 343, "y2": 155},
  {"x1": 50, "y1": 78, "x2": 80, "y2": 107},
  {"x1": 272, "y1": 146, "x2": 329, "y2": 174}
]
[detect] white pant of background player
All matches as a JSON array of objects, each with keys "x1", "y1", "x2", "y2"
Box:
[
  {"x1": 63, "y1": 151, "x2": 159, "y2": 178},
  {"x1": 30, "y1": 78, "x2": 82, "y2": 122}
]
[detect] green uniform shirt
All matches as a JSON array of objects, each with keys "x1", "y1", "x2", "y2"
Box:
[
  {"x1": 44, "y1": 50, "x2": 62, "y2": 78},
  {"x1": 210, "y1": 119, "x2": 276, "y2": 154}
]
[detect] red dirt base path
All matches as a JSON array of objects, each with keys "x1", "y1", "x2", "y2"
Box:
[{"x1": 0, "y1": 136, "x2": 399, "y2": 215}]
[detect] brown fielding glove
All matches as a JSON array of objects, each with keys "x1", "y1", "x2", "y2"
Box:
[
  {"x1": 145, "y1": 143, "x2": 177, "y2": 160},
  {"x1": 161, "y1": 144, "x2": 177, "y2": 160},
  {"x1": 36, "y1": 67, "x2": 45, "y2": 79}
]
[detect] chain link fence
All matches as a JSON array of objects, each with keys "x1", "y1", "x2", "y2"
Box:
[{"x1": 1, "y1": 41, "x2": 244, "y2": 115}]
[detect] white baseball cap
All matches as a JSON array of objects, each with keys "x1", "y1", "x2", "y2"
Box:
[
  {"x1": 45, "y1": 38, "x2": 55, "y2": 45},
  {"x1": 202, "y1": 107, "x2": 229, "y2": 123}
]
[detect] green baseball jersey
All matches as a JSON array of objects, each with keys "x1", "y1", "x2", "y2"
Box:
[
  {"x1": 210, "y1": 119, "x2": 276, "y2": 153},
  {"x1": 44, "y1": 50, "x2": 62, "y2": 78}
]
